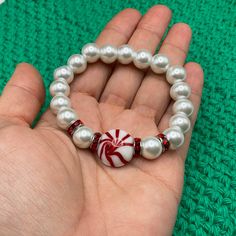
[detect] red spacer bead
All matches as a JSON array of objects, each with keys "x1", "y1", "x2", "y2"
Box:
[
  {"x1": 157, "y1": 133, "x2": 170, "y2": 152},
  {"x1": 133, "y1": 137, "x2": 141, "y2": 157},
  {"x1": 90, "y1": 132, "x2": 102, "y2": 152},
  {"x1": 67, "y1": 120, "x2": 84, "y2": 136},
  {"x1": 157, "y1": 133, "x2": 165, "y2": 139}
]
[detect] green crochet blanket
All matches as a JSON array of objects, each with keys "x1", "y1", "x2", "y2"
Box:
[{"x1": 0, "y1": 0, "x2": 235, "y2": 235}]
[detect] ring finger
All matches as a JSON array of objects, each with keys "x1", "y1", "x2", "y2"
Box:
[{"x1": 131, "y1": 23, "x2": 192, "y2": 124}]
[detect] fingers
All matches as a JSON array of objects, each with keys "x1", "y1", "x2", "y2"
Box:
[
  {"x1": 131, "y1": 23, "x2": 192, "y2": 122},
  {"x1": 70, "y1": 8, "x2": 141, "y2": 99},
  {"x1": 36, "y1": 9, "x2": 141, "y2": 130},
  {"x1": 100, "y1": 5, "x2": 172, "y2": 107},
  {"x1": 0, "y1": 63, "x2": 45, "y2": 126},
  {"x1": 158, "y1": 62, "x2": 204, "y2": 160}
]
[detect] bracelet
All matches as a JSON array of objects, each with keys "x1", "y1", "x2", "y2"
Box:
[{"x1": 49, "y1": 44, "x2": 193, "y2": 168}]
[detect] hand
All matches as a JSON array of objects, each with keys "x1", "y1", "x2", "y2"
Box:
[{"x1": 0, "y1": 5, "x2": 204, "y2": 236}]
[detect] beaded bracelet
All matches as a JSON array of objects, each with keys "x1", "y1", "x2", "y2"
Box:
[{"x1": 50, "y1": 44, "x2": 193, "y2": 168}]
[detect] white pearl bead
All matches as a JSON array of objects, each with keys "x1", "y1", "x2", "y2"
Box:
[
  {"x1": 49, "y1": 78, "x2": 70, "y2": 97},
  {"x1": 72, "y1": 126, "x2": 94, "y2": 148},
  {"x1": 57, "y1": 107, "x2": 78, "y2": 129},
  {"x1": 163, "y1": 127, "x2": 184, "y2": 150},
  {"x1": 166, "y1": 65, "x2": 186, "y2": 84},
  {"x1": 133, "y1": 49, "x2": 152, "y2": 69},
  {"x1": 117, "y1": 44, "x2": 134, "y2": 64},
  {"x1": 150, "y1": 54, "x2": 170, "y2": 74},
  {"x1": 169, "y1": 113, "x2": 191, "y2": 134},
  {"x1": 67, "y1": 54, "x2": 87, "y2": 74},
  {"x1": 82, "y1": 43, "x2": 100, "y2": 63},
  {"x1": 170, "y1": 82, "x2": 191, "y2": 100},
  {"x1": 54, "y1": 66, "x2": 74, "y2": 84},
  {"x1": 100, "y1": 45, "x2": 117, "y2": 64},
  {"x1": 173, "y1": 98, "x2": 194, "y2": 117},
  {"x1": 50, "y1": 94, "x2": 71, "y2": 114},
  {"x1": 141, "y1": 136, "x2": 163, "y2": 160}
]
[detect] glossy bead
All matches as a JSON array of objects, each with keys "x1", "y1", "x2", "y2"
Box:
[
  {"x1": 82, "y1": 43, "x2": 100, "y2": 63},
  {"x1": 157, "y1": 133, "x2": 170, "y2": 151},
  {"x1": 134, "y1": 138, "x2": 141, "y2": 157},
  {"x1": 67, "y1": 54, "x2": 87, "y2": 74},
  {"x1": 100, "y1": 45, "x2": 117, "y2": 64},
  {"x1": 72, "y1": 126, "x2": 94, "y2": 148},
  {"x1": 166, "y1": 65, "x2": 186, "y2": 84},
  {"x1": 117, "y1": 44, "x2": 134, "y2": 64},
  {"x1": 49, "y1": 78, "x2": 70, "y2": 97},
  {"x1": 54, "y1": 66, "x2": 74, "y2": 84},
  {"x1": 173, "y1": 98, "x2": 194, "y2": 117},
  {"x1": 170, "y1": 81, "x2": 191, "y2": 100},
  {"x1": 90, "y1": 132, "x2": 102, "y2": 152},
  {"x1": 140, "y1": 136, "x2": 162, "y2": 160},
  {"x1": 133, "y1": 49, "x2": 152, "y2": 69},
  {"x1": 169, "y1": 113, "x2": 191, "y2": 134},
  {"x1": 50, "y1": 94, "x2": 71, "y2": 114},
  {"x1": 57, "y1": 107, "x2": 78, "y2": 129},
  {"x1": 150, "y1": 54, "x2": 170, "y2": 74},
  {"x1": 67, "y1": 120, "x2": 84, "y2": 136},
  {"x1": 97, "y1": 129, "x2": 134, "y2": 167},
  {"x1": 163, "y1": 127, "x2": 184, "y2": 150}
]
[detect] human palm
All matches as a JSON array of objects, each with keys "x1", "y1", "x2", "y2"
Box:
[{"x1": 0, "y1": 5, "x2": 203, "y2": 236}]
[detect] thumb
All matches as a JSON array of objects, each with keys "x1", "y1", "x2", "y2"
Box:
[{"x1": 0, "y1": 63, "x2": 45, "y2": 126}]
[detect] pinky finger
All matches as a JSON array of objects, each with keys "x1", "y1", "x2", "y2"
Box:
[{"x1": 158, "y1": 62, "x2": 204, "y2": 160}]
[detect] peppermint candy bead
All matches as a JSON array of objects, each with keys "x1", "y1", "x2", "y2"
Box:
[
  {"x1": 97, "y1": 129, "x2": 134, "y2": 167},
  {"x1": 49, "y1": 43, "x2": 194, "y2": 168}
]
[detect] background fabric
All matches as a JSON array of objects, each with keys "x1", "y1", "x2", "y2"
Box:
[{"x1": 0, "y1": 0, "x2": 235, "y2": 235}]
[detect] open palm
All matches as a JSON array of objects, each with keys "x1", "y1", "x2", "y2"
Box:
[{"x1": 0, "y1": 5, "x2": 204, "y2": 236}]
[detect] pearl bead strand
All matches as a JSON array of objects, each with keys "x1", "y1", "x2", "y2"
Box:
[{"x1": 50, "y1": 43, "x2": 194, "y2": 167}]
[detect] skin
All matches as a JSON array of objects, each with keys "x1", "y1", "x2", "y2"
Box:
[{"x1": 0, "y1": 5, "x2": 204, "y2": 236}]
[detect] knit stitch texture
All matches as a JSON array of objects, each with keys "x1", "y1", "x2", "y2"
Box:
[{"x1": 0, "y1": 0, "x2": 235, "y2": 235}]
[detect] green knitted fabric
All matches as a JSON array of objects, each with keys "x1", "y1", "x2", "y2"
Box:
[{"x1": 0, "y1": 0, "x2": 235, "y2": 235}]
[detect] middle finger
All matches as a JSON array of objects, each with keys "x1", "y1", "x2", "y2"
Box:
[{"x1": 99, "y1": 5, "x2": 172, "y2": 108}]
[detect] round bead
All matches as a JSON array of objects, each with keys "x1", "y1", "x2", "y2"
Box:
[
  {"x1": 141, "y1": 136, "x2": 163, "y2": 160},
  {"x1": 170, "y1": 81, "x2": 191, "y2": 100},
  {"x1": 173, "y1": 98, "x2": 194, "y2": 117},
  {"x1": 82, "y1": 43, "x2": 100, "y2": 63},
  {"x1": 49, "y1": 78, "x2": 70, "y2": 97},
  {"x1": 100, "y1": 45, "x2": 117, "y2": 64},
  {"x1": 163, "y1": 127, "x2": 184, "y2": 150},
  {"x1": 150, "y1": 54, "x2": 170, "y2": 74},
  {"x1": 57, "y1": 107, "x2": 78, "y2": 129},
  {"x1": 72, "y1": 126, "x2": 94, "y2": 148},
  {"x1": 133, "y1": 49, "x2": 152, "y2": 69},
  {"x1": 50, "y1": 94, "x2": 71, "y2": 114},
  {"x1": 97, "y1": 129, "x2": 134, "y2": 167},
  {"x1": 166, "y1": 65, "x2": 186, "y2": 84},
  {"x1": 67, "y1": 54, "x2": 87, "y2": 74},
  {"x1": 54, "y1": 66, "x2": 74, "y2": 84},
  {"x1": 117, "y1": 44, "x2": 134, "y2": 64},
  {"x1": 169, "y1": 113, "x2": 191, "y2": 134}
]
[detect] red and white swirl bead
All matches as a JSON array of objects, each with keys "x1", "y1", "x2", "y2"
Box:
[
  {"x1": 49, "y1": 43, "x2": 194, "y2": 168},
  {"x1": 97, "y1": 129, "x2": 134, "y2": 167}
]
